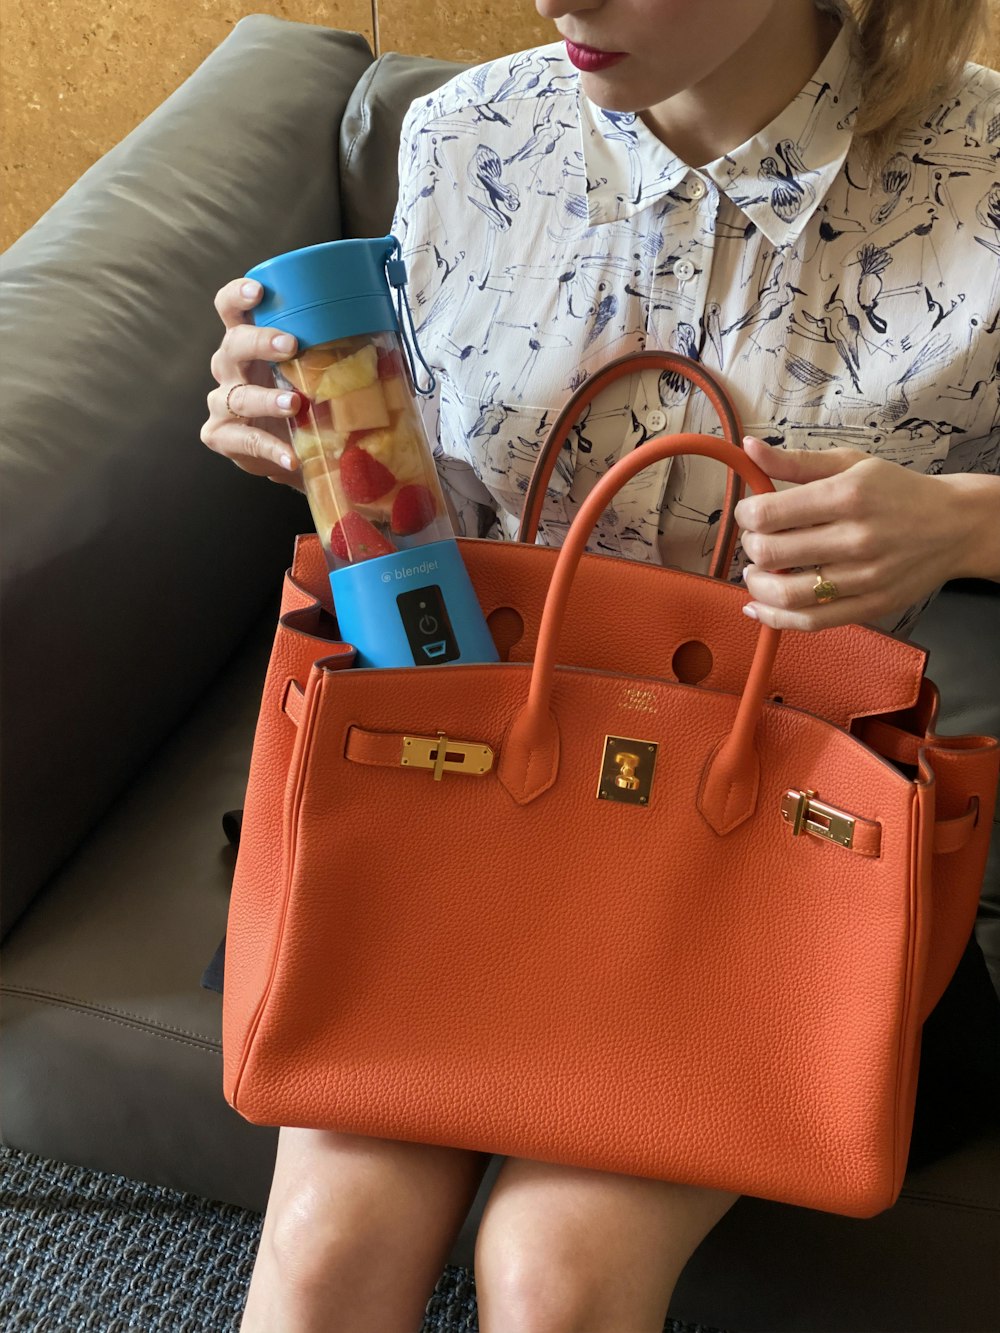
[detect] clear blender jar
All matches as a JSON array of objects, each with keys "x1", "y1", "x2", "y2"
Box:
[{"x1": 244, "y1": 237, "x2": 498, "y2": 669}]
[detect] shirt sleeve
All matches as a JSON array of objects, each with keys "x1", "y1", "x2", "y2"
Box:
[{"x1": 389, "y1": 100, "x2": 502, "y2": 542}]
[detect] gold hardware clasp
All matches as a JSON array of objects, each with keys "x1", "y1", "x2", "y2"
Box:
[
  {"x1": 780, "y1": 789, "x2": 856, "y2": 848},
  {"x1": 597, "y1": 735, "x2": 658, "y2": 806},
  {"x1": 400, "y1": 732, "x2": 494, "y2": 780}
]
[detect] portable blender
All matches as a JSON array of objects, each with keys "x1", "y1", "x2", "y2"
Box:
[{"x1": 244, "y1": 237, "x2": 499, "y2": 669}]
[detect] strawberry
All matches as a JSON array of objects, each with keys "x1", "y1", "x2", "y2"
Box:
[
  {"x1": 329, "y1": 512, "x2": 397, "y2": 562},
  {"x1": 292, "y1": 393, "x2": 313, "y2": 431},
  {"x1": 391, "y1": 483, "x2": 438, "y2": 535},
  {"x1": 339, "y1": 444, "x2": 396, "y2": 503},
  {"x1": 377, "y1": 347, "x2": 405, "y2": 380},
  {"x1": 291, "y1": 394, "x2": 332, "y2": 431}
]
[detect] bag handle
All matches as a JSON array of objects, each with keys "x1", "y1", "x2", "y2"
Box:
[
  {"x1": 517, "y1": 351, "x2": 746, "y2": 579},
  {"x1": 499, "y1": 432, "x2": 779, "y2": 835}
]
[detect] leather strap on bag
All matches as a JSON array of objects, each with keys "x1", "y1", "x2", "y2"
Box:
[
  {"x1": 501, "y1": 431, "x2": 779, "y2": 828},
  {"x1": 518, "y1": 351, "x2": 746, "y2": 579}
]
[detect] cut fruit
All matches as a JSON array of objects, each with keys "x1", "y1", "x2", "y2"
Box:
[
  {"x1": 291, "y1": 425, "x2": 325, "y2": 463},
  {"x1": 330, "y1": 512, "x2": 397, "y2": 562},
  {"x1": 377, "y1": 347, "x2": 405, "y2": 379},
  {"x1": 340, "y1": 444, "x2": 397, "y2": 504},
  {"x1": 330, "y1": 382, "x2": 390, "y2": 433},
  {"x1": 292, "y1": 394, "x2": 314, "y2": 431},
  {"x1": 391, "y1": 483, "x2": 438, "y2": 535},
  {"x1": 382, "y1": 375, "x2": 410, "y2": 414},
  {"x1": 316, "y1": 344, "x2": 379, "y2": 398},
  {"x1": 348, "y1": 419, "x2": 424, "y2": 484}
]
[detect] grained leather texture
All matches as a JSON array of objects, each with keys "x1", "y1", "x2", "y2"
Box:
[
  {"x1": 225, "y1": 648, "x2": 996, "y2": 1217},
  {"x1": 222, "y1": 440, "x2": 999, "y2": 1219},
  {"x1": 286, "y1": 531, "x2": 929, "y2": 727}
]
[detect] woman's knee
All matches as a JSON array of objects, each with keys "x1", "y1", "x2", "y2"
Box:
[
  {"x1": 265, "y1": 1182, "x2": 382, "y2": 1292},
  {"x1": 263, "y1": 1129, "x2": 489, "y2": 1292},
  {"x1": 475, "y1": 1231, "x2": 613, "y2": 1333},
  {"x1": 472, "y1": 1159, "x2": 739, "y2": 1333}
]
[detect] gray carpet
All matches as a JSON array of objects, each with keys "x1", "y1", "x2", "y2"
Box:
[{"x1": 0, "y1": 1145, "x2": 726, "y2": 1332}]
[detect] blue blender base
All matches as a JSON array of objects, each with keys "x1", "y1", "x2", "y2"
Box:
[{"x1": 330, "y1": 539, "x2": 499, "y2": 668}]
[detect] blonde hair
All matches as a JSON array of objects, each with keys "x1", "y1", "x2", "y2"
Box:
[{"x1": 845, "y1": 0, "x2": 995, "y2": 167}]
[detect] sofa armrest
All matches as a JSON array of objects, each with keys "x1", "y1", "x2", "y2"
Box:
[{"x1": 0, "y1": 17, "x2": 373, "y2": 936}]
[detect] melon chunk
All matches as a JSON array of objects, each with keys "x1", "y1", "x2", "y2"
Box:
[
  {"x1": 382, "y1": 374, "x2": 410, "y2": 414},
  {"x1": 330, "y1": 381, "x2": 390, "y2": 433}
]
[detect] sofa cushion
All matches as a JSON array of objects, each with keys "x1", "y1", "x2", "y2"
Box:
[
  {"x1": 909, "y1": 581, "x2": 1000, "y2": 998},
  {"x1": 0, "y1": 16, "x2": 374, "y2": 936},
  {"x1": 339, "y1": 52, "x2": 471, "y2": 239}
]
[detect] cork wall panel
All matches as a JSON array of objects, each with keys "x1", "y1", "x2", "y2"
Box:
[
  {"x1": 1, "y1": 1, "x2": 374, "y2": 252},
  {"x1": 2, "y1": 1, "x2": 997, "y2": 253},
  {"x1": 377, "y1": 0, "x2": 554, "y2": 62}
]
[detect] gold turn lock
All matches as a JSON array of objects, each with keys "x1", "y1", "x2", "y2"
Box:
[
  {"x1": 400, "y1": 732, "x2": 494, "y2": 780},
  {"x1": 780, "y1": 789, "x2": 856, "y2": 848}
]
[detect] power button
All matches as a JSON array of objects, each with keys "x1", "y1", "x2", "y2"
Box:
[{"x1": 396, "y1": 585, "x2": 460, "y2": 664}]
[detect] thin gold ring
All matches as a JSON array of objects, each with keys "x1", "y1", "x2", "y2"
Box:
[
  {"x1": 225, "y1": 382, "x2": 253, "y2": 422},
  {"x1": 813, "y1": 566, "x2": 839, "y2": 604}
]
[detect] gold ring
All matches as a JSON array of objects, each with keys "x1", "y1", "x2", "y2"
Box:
[
  {"x1": 225, "y1": 382, "x2": 253, "y2": 422},
  {"x1": 813, "y1": 566, "x2": 839, "y2": 603}
]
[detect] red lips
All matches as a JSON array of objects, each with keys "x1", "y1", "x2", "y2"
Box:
[{"x1": 564, "y1": 39, "x2": 627, "y2": 72}]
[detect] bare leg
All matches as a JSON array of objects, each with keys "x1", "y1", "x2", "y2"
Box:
[
  {"x1": 240, "y1": 1126, "x2": 490, "y2": 1333},
  {"x1": 475, "y1": 1158, "x2": 738, "y2": 1333}
]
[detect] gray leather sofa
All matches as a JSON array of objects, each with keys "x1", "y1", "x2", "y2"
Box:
[{"x1": 2, "y1": 17, "x2": 999, "y2": 1332}]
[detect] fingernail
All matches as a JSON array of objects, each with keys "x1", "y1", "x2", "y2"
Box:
[
  {"x1": 276, "y1": 392, "x2": 294, "y2": 411},
  {"x1": 741, "y1": 566, "x2": 749, "y2": 581},
  {"x1": 742, "y1": 604, "x2": 758, "y2": 620},
  {"x1": 272, "y1": 333, "x2": 295, "y2": 353},
  {"x1": 279, "y1": 453, "x2": 295, "y2": 470},
  {"x1": 743, "y1": 435, "x2": 764, "y2": 446},
  {"x1": 241, "y1": 280, "x2": 261, "y2": 299}
]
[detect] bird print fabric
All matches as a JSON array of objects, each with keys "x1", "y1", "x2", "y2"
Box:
[{"x1": 390, "y1": 4, "x2": 1000, "y2": 637}]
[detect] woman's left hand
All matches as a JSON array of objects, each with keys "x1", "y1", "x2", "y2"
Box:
[{"x1": 733, "y1": 436, "x2": 969, "y2": 632}]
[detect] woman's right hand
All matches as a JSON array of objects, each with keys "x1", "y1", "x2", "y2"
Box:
[{"x1": 201, "y1": 278, "x2": 305, "y2": 491}]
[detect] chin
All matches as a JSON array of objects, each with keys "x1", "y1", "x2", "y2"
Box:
[
  {"x1": 578, "y1": 73, "x2": 646, "y2": 112},
  {"x1": 578, "y1": 69, "x2": 675, "y2": 115}
]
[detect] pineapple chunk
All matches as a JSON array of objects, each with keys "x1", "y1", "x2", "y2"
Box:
[
  {"x1": 350, "y1": 422, "x2": 417, "y2": 481},
  {"x1": 291, "y1": 424, "x2": 325, "y2": 462},
  {"x1": 330, "y1": 382, "x2": 390, "y2": 433},
  {"x1": 315, "y1": 344, "x2": 379, "y2": 399}
]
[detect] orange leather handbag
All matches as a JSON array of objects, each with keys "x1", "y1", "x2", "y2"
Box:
[{"x1": 222, "y1": 355, "x2": 999, "y2": 1218}]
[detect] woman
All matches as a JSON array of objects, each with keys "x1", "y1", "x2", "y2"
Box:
[{"x1": 201, "y1": 1, "x2": 999, "y2": 1328}]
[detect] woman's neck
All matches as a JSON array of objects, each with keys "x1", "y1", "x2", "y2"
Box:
[{"x1": 640, "y1": 2, "x2": 842, "y2": 167}]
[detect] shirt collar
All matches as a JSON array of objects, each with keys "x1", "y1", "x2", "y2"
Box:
[{"x1": 578, "y1": 5, "x2": 862, "y2": 248}]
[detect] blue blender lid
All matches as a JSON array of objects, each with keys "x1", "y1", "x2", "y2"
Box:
[{"x1": 244, "y1": 236, "x2": 401, "y2": 350}]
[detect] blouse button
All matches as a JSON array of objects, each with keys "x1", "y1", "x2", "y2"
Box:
[
  {"x1": 673, "y1": 257, "x2": 696, "y2": 282},
  {"x1": 688, "y1": 178, "x2": 707, "y2": 200}
]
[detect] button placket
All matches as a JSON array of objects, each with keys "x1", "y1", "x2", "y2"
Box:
[{"x1": 647, "y1": 186, "x2": 719, "y2": 444}]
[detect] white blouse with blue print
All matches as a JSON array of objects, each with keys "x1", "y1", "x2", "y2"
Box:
[{"x1": 390, "y1": 10, "x2": 1000, "y2": 637}]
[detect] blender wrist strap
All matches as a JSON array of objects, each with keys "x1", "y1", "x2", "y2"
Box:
[{"x1": 386, "y1": 246, "x2": 438, "y2": 398}]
